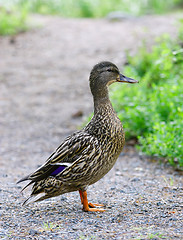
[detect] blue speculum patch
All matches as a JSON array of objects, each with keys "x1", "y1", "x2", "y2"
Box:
[{"x1": 50, "y1": 165, "x2": 66, "y2": 176}]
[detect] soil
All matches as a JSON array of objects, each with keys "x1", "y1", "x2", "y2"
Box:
[{"x1": 0, "y1": 13, "x2": 183, "y2": 239}]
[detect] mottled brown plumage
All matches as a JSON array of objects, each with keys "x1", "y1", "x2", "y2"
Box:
[{"x1": 17, "y1": 61, "x2": 138, "y2": 212}]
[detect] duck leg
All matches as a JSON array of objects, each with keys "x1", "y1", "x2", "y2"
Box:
[
  {"x1": 79, "y1": 190, "x2": 104, "y2": 207},
  {"x1": 79, "y1": 190, "x2": 105, "y2": 212}
]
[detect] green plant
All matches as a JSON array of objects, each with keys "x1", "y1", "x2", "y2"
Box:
[
  {"x1": 42, "y1": 221, "x2": 55, "y2": 231},
  {"x1": 5, "y1": 0, "x2": 183, "y2": 18},
  {"x1": 0, "y1": 5, "x2": 28, "y2": 35},
  {"x1": 148, "y1": 232, "x2": 165, "y2": 239},
  {"x1": 162, "y1": 176, "x2": 174, "y2": 186},
  {"x1": 111, "y1": 21, "x2": 183, "y2": 169},
  {"x1": 78, "y1": 235, "x2": 96, "y2": 240}
]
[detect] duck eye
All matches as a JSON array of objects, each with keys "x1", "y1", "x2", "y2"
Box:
[
  {"x1": 107, "y1": 69, "x2": 113, "y2": 72},
  {"x1": 107, "y1": 68, "x2": 118, "y2": 74}
]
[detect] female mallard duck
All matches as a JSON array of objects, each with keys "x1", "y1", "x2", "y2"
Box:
[{"x1": 17, "y1": 61, "x2": 138, "y2": 212}]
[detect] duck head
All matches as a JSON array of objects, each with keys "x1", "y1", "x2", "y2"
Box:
[{"x1": 89, "y1": 61, "x2": 138, "y2": 101}]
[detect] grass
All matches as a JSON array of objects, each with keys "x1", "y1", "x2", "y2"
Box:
[
  {"x1": 111, "y1": 21, "x2": 183, "y2": 170},
  {"x1": 1, "y1": 0, "x2": 183, "y2": 18},
  {"x1": 148, "y1": 232, "x2": 165, "y2": 239},
  {"x1": 135, "y1": 227, "x2": 166, "y2": 239},
  {"x1": 21, "y1": 0, "x2": 183, "y2": 17},
  {"x1": 0, "y1": 0, "x2": 182, "y2": 35},
  {"x1": 162, "y1": 176, "x2": 174, "y2": 187},
  {"x1": 0, "y1": 5, "x2": 28, "y2": 35},
  {"x1": 41, "y1": 221, "x2": 55, "y2": 231}
]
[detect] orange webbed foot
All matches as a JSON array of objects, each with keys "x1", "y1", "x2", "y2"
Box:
[
  {"x1": 79, "y1": 190, "x2": 106, "y2": 212},
  {"x1": 88, "y1": 202, "x2": 104, "y2": 208},
  {"x1": 84, "y1": 206, "x2": 105, "y2": 212}
]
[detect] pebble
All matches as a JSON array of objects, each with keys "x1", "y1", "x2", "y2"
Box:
[{"x1": 29, "y1": 229, "x2": 39, "y2": 235}]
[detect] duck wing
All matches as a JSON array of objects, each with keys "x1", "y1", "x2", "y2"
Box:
[{"x1": 17, "y1": 131, "x2": 98, "y2": 184}]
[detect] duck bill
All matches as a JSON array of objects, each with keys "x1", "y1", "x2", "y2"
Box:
[{"x1": 117, "y1": 74, "x2": 139, "y2": 84}]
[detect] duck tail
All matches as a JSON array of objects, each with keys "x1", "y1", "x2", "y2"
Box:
[
  {"x1": 20, "y1": 181, "x2": 34, "y2": 193},
  {"x1": 23, "y1": 192, "x2": 46, "y2": 206},
  {"x1": 17, "y1": 175, "x2": 30, "y2": 184}
]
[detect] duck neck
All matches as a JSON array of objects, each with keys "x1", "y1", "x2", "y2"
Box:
[{"x1": 93, "y1": 87, "x2": 112, "y2": 114}]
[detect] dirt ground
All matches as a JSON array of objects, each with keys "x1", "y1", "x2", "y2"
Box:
[{"x1": 0, "y1": 13, "x2": 183, "y2": 239}]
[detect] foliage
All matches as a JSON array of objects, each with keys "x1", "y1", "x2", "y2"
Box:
[
  {"x1": 0, "y1": 0, "x2": 182, "y2": 35},
  {"x1": 111, "y1": 23, "x2": 183, "y2": 169},
  {"x1": 2, "y1": 0, "x2": 183, "y2": 18},
  {"x1": 0, "y1": 5, "x2": 28, "y2": 35}
]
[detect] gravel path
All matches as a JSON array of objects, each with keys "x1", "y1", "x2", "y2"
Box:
[{"x1": 0, "y1": 14, "x2": 183, "y2": 239}]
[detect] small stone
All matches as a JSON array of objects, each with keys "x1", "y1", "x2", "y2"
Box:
[
  {"x1": 119, "y1": 190, "x2": 125, "y2": 193},
  {"x1": 169, "y1": 217, "x2": 177, "y2": 221},
  {"x1": 72, "y1": 110, "x2": 83, "y2": 118},
  {"x1": 131, "y1": 177, "x2": 141, "y2": 182},
  {"x1": 29, "y1": 229, "x2": 39, "y2": 235}
]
